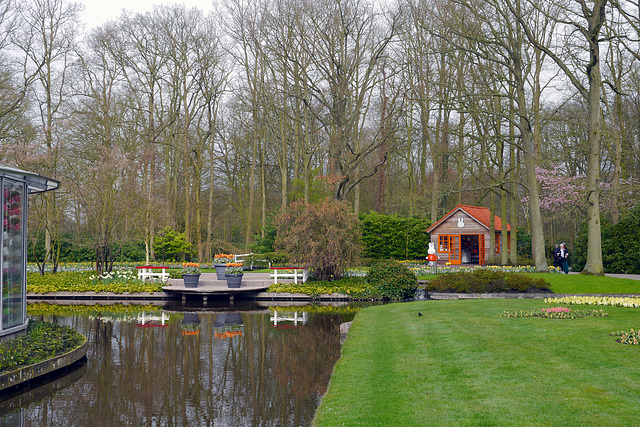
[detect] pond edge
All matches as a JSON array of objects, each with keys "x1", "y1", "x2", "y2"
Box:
[{"x1": 0, "y1": 337, "x2": 88, "y2": 392}]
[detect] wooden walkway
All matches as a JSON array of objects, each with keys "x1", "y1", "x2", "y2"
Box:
[{"x1": 163, "y1": 272, "x2": 273, "y2": 302}]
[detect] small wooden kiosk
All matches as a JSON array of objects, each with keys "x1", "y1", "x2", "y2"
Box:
[{"x1": 426, "y1": 204, "x2": 510, "y2": 265}]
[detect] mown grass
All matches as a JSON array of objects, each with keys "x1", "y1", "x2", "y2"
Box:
[
  {"x1": 418, "y1": 272, "x2": 640, "y2": 294},
  {"x1": 528, "y1": 273, "x2": 640, "y2": 294},
  {"x1": 314, "y1": 299, "x2": 640, "y2": 426}
]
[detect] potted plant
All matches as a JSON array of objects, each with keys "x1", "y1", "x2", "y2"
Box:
[
  {"x1": 182, "y1": 262, "x2": 201, "y2": 288},
  {"x1": 214, "y1": 254, "x2": 234, "y2": 280},
  {"x1": 224, "y1": 262, "x2": 244, "y2": 288},
  {"x1": 181, "y1": 312, "x2": 201, "y2": 336}
]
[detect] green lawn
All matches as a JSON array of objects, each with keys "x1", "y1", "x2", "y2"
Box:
[
  {"x1": 417, "y1": 273, "x2": 640, "y2": 295},
  {"x1": 530, "y1": 273, "x2": 640, "y2": 294},
  {"x1": 314, "y1": 299, "x2": 640, "y2": 426}
]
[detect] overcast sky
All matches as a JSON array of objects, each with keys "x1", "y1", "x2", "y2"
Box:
[{"x1": 80, "y1": 0, "x2": 214, "y2": 29}]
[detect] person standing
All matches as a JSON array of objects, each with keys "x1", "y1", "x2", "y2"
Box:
[
  {"x1": 553, "y1": 244, "x2": 561, "y2": 268},
  {"x1": 559, "y1": 243, "x2": 569, "y2": 274}
]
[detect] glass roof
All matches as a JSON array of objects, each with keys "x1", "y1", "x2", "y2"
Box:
[{"x1": 0, "y1": 165, "x2": 60, "y2": 193}]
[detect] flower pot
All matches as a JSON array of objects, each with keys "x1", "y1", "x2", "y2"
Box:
[
  {"x1": 182, "y1": 312, "x2": 200, "y2": 325},
  {"x1": 182, "y1": 273, "x2": 201, "y2": 288},
  {"x1": 225, "y1": 273, "x2": 243, "y2": 288},
  {"x1": 214, "y1": 264, "x2": 226, "y2": 280}
]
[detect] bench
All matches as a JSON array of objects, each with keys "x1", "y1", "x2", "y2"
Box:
[
  {"x1": 136, "y1": 265, "x2": 170, "y2": 282},
  {"x1": 269, "y1": 267, "x2": 309, "y2": 284},
  {"x1": 270, "y1": 310, "x2": 308, "y2": 326}
]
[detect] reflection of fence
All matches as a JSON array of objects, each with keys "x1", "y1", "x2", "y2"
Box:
[
  {"x1": 270, "y1": 311, "x2": 308, "y2": 327},
  {"x1": 137, "y1": 312, "x2": 169, "y2": 327}
]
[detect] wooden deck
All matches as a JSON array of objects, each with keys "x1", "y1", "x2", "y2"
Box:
[{"x1": 163, "y1": 272, "x2": 273, "y2": 302}]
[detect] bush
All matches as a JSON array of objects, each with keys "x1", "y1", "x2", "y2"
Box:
[
  {"x1": 360, "y1": 212, "x2": 431, "y2": 260},
  {"x1": 426, "y1": 270, "x2": 551, "y2": 294},
  {"x1": 572, "y1": 206, "x2": 640, "y2": 274},
  {"x1": 275, "y1": 199, "x2": 361, "y2": 281},
  {"x1": 153, "y1": 227, "x2": 194, "y2": 261},
  {"x1": 365, "y1": 261, "x2": 418, "y2": 300},
  {"x1": 262, "y1": 251, "x2": 291, "y2": 266}
]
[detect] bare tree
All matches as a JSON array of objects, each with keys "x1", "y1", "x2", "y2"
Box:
[
  {"x1": 15, "y1": 0, "x2": 82, "y2": 272},
  {"x1": 510, "y1": 0, "x2": 608, "y2": 275}
]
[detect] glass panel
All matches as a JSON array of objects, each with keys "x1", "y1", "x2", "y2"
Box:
[
  {"x1": 3, "y1": 179, "x2": 25, "y2": 330},
  {"x1": 449, "y1": 236, "x2": 460, "y2": 263},
  {"x1": 439, "y1": 235, "x2": 449, "y2": 252}
]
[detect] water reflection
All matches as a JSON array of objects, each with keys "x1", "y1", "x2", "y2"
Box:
[{"x1": 10, "y1": 305, "x2": 352, "y2": 426}]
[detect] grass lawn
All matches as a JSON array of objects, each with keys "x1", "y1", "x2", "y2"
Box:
[
  {"x1": 314, "y1": 299, "x2": 640, "y2": 426},
  {"x1": 417, "y1": 273, "x2": 640, "y2": 294},
  {"x1": 529, "y1": 273, "x2": 640, "y2": 294}
]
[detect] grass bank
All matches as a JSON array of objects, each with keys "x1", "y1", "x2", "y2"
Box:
[{"x1": 314, "y1": 299, "x2": 640, "y2": 426}]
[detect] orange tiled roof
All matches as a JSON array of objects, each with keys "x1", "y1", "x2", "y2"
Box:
[{"x1": 426, "y1": 204, "x2": 511, "y2": 233}]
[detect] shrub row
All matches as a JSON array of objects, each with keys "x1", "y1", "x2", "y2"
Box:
[
  {"x1": 268, "y1": 261, "x2": 418, "y2": 300},
  {"x1": 27, "y1": 271, "x2": 164, "y2": 294},
  {"x1": 426, "y1": 270, "x2": 551, "y2": 293}
]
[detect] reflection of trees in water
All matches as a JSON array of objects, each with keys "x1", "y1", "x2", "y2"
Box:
[
  {"x1": 272, "y1": 315, "x2": 341, "y2": 399},
  {"x1": 22, "y1": 311, "x2": 342, "y2": 426}
]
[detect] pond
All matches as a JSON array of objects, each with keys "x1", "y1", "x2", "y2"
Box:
[{"x1": 1, "y1": 301, "x2": 361, "y2": 426}]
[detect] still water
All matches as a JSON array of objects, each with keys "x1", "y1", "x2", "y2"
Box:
[{"x1": 1, "y1": 301, "x2": 357, "y2": 426}]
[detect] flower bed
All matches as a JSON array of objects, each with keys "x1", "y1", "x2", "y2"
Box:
[
  {"x1": 611, "y1": 329, "x2": 640, "y2": 345},
  {"x1": 545, "y1": 296, "x2": 640, "y2": 307},
  {"x1": 0, "y1": 320, "x2": 85, "y2": 372},
  {"x1": 27, "y1": 271, "x2": 164, "y2": 294},
  {"x1": 425, "y1": 269, "x2": 551, "y2": 293},
  {"x1": 403, "y1": 262, "x2": 563, "y2": 277},
  {"x1": 500, "y1": 307, "x2": 608, "y2": 319}
]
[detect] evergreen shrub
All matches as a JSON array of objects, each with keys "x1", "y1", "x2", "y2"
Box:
[
  {"x1": 360, "y1": 212, "x2": 431, "y2": 260},
  {"x1": 365, "y1": 260, "x2": 418, "y2": 300},
  {"x1": 426, "y1": 270, "x2": 551, "y2": 293},
  {"x1": 573, "y1": 207, "x2": 640, "y2": 274}
]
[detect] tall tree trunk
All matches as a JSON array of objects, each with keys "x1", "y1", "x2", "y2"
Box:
[{"x1": 582, "y1": 32, "x2": 604, "y2": 275}]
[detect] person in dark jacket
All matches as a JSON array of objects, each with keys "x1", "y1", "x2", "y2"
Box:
[
  {"x1": 553, "y1": 244, "x2": 561, "y2": 268},
  {"x1": 559, "y1": 243, "x2": 569, "y2": 274}
]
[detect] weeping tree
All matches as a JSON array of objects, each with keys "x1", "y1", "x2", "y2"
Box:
[{"x1": 274, "y1": 199, "x2": 361, "y2": 280}]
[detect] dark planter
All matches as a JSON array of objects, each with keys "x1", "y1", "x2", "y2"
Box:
[
  {"x1": 182, "y1": 273, "x2": 201, "y2": 288},
  {"x1": 182, "y1": 313, "x2": 200, "y2": 325},
  {"x1": 214, "y1": 264, "x2": 226, "y2": 280},
  {"x1": 225, "y1": 273, "x2": 243, "y2": 288}
]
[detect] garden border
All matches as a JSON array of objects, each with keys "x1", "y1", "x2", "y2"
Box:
[{"x1": 0, "y1": 337, "x2": 87, "y2": 392}]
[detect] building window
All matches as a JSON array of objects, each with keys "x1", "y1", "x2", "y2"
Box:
[{"x1": 438, "y1": 235, "x2": 450, "y2": 253}]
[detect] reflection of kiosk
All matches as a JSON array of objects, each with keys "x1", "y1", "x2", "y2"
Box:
[
  {"x1": 0, "y1": 166, "x2": 59, "y2": 342},
  {"x1": 270, "y1": 311, "x2": 308, "y2": 327}
]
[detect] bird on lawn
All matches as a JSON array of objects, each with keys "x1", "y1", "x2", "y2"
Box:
[{"x1": 418, "y1": 312, "x2": 422, "y2": 316}]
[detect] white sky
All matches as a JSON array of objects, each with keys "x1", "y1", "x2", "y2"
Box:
[{"x1": 80, "y1": 0, "x2": 214, "y2": 30}]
